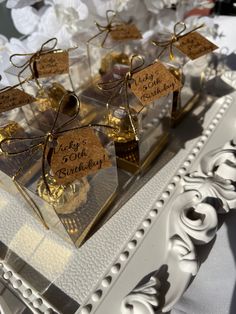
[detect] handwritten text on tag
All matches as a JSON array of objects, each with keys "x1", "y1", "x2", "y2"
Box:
[
  {"x1": 51, "y1": 128, "x2": 112, "y2": 185},
  {"x1": 111, "y1": 23, "x2": 142, "y2": 41},
  {"x1": 131, "y1": 61, "x2": 182, "y2": 106},
  {"x1": 0, "y1": 88, "x2": 35, "y2": 113},
  {"x1": 175, "y1": 32, "x2": 218, "y2": 60},
  {"x1": 34, "y1": 51, "x2": 69, "y2": 78}
]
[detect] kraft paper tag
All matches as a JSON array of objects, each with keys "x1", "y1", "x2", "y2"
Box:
[
  {"x1": 51, "y1": 128, "x2": 112, "y2": 185},
  {"x1": 34, "y1": 51, "x2": 69, "y2": 78},
  {"x1": 0, "y1": 88, "x2": 36, "y2": 113},
  {"x1": 131, "y1": 61, "x2": 182, "y2": 106},
  {"x1": 110, "y1": 23, "x2": 142, "y2": 41},
  {"x1": 175, "y1": 32, "x2": 218, "y2": 60}
]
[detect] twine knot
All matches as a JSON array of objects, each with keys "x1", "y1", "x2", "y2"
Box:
[
  {"x1": 9, "y1": 38, "x2": 59, "y2": 87},
  {"x1": 98, "y1": 55, "x2": 145, "y2": 141},
  {"x1": 46, "y1": 132, "x2": 54, "y2": 143},
  {"x1": 152, "y1": 21, "x2": 205, "y2": 60}
]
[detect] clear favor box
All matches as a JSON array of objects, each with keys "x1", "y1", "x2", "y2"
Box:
[
  {"x1": 0, "y1": 107, "x2": 118, "y2": 247},
  {"x1": 3, "y1": 40, "x2": 97, "y2": 131},
  {"x1": 79, "y1": 12, "x2": 143, "y2": 78},
  {"x1": 4, "y1": 40, "x2": 85, "y2": 92},
  {"x1": 146, "y1": 26, "x2": 217, "y2": 125},
  {"x1": 80, "y1": 64, "x2": 173, "y2": 173}
]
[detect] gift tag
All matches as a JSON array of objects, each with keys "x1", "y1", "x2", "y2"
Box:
[
  {"x1": 175, "y1": 32, "x2": 218, "y2": 60},
  {"x1": 34, "y1": 51, "x2": 69, "y2": 78},
  {"x1": 110, "y1": 23, "x2": 142, "y2": 41},
  {"x1": 51, "y1": 128, "x2": 112, "y2": 185},
  {"x1": 0, "y1": 88, "x2": 36, "y2": 113},
  {"x1": 131, "y1": 61, "x2": 182, "y2": 106}
]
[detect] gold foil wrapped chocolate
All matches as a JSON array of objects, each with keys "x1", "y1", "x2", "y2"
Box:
[
  {"x1": 37, "y1": 174, "x2": 90, "y2": 214},
  {"x1": 107, "y1": 107, "x2": 138, "y2": 142},
  {"x1": 0, "y1": 121, "x2": 24, "y2": 146},
  {"x1": 100, "y1": 52, "x2": 130, "y2": 75},
  {"x1": 107, "y1": 107, "x2": 140, "y2": 167},
  {"x1": 36, "y1": 83, "x2": 79, "y2": 116}
]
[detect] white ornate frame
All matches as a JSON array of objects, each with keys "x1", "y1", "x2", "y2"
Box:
[
  {"x1": 121, "y1": 138, "x2": 236, "y2": 314},
  {"x1": 0, "y1": 91, "x2": 236, "y2": 314}
]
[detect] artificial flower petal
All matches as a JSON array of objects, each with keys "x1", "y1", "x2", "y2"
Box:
[
  {"x1": 6, "y1": 0, "x2": 42, "y2": 9},
  {"x1": 11, "y1": 6, "x2": 40, "y2": 35}
]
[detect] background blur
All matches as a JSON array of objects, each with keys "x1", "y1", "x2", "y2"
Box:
[{"x1": 0, "y1": 3, "x2": 20, "y2": 38}]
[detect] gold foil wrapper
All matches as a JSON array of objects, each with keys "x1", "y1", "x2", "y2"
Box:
[
  {"x1": 107, "y1": 107, "x2": 138, "y2": 142},
  {"x1": 0, "y1": 121, "x2": 24, "y2": 145},
  {"x1": 36, "y1": 83, "x2": 79, "y2": 116},
  {"x1": 107, "y1": 107, "x2": 140, "y2": 165},
  {"x1": 100, "y1": 52, "x2": 130, "y2": 75},
  {"x1": 37, "y1": 174, "x2": 90, "y2": 214}
]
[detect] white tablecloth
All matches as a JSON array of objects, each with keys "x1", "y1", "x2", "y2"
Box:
[{"x1": 172, "y1": 212, "x2": 236, "y2": 314}]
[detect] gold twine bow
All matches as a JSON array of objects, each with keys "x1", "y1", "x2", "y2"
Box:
[
  {"x1": 0, "y1": 88, "x2": 114, "y2": 228},
  {"x1": 0, "y1": 92, "x2": 112, "y2": 197},
  {"x1": 87, "y1": 10, "x2": 125, "y2": 77},
  {"x1": 0, "y1": 92, "x2": 80, "y2": 192},
  {"x1": 152, "y1": 21, "x2": 205, "y2": 60},
  {"x1": 88, "y1": 10, "x2": 124, "y2": 48},
  {"x1": 98, "y1": 54, "x2": 145, "y2": 141},
  {"x1": 9, "y1": 38, "x2": 60, "y2": 88}
]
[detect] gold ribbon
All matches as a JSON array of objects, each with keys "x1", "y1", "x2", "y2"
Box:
[
  {"x1": 98, "y1": 54, "x2": 145, "y2": 141},
  {"x1": 10, "y1": 38, "x2": 60, "y2": 88},
  {"x1": 0, "y1": 92, "x2": 80, "y2": 192},
  {"x1": 9, "y1": 38, "x2": 77, "y2": 91},
  {"x1": 87, "y1": 10, "x2": 125, "y2": 77},
  {"x1": 87, "y1": 10, "x2": 124, "y2": 48},
  {"x1": 0, "y1": 91, "x2": 113, "y2": 200},
  {"x1": 152, "y1": 22, "x2": 205, "y2": 60},
  {"x1": 0, "y1": 89, "x2": 114, "y2": 228}
]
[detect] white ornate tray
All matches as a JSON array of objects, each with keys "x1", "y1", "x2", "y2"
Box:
[{"x1": 0, "y1": 81, "x2": 236, "y2": 313}]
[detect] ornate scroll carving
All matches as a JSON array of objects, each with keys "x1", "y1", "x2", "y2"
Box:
[
  {"x1": 121, "y1": 276, "x2": 160, "y2": 314},
  {"x1": 121, "y1": 139, "x2": 236, "y2": 313}
]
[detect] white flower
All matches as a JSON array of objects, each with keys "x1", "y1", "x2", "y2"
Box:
[
  {"x1": 45, "y1": 0, "x2": 88, "y2": 21},
  {"x1": 119, "y1": 0, "x2": 149, "y2": 28},
  {"x1": 82, "y1": 0, "x2": 149, "y2": 33},
  {"x1": 6, "y1": 37, "x2": 30, "y2": 54},
  {"x1": 85, "y1": 0, "x2": 140, "y2": 13},
  {"x1": 1, "y1": 36, "x2": 39, "y2": 84},
  {"x1": 3, "y1": 37, "x2": 32, "y2": 84},
  {"x1": 43, "y1": 0, "x2": 88, "y2": 35},
  {"x1": 0, "y1": 35, "x2": 11, "y2": 85},
  {"x1": 0, "y1": 34, "x2": 7, "y2": 47},
  {"x1": 195, "y1": 0, "x2": 215, "y2": 9},
  {"x1": 11, "y1": 6, "x2": 41, "y2": 35},
  {"x1": 144, "y1": 0, "x2": 178, "y2": 14},
  {"x1": 6, "y1": 0, "x2": 42, "y2": 9},
  {"x1": 80, "y1": 0, "x2": 117, "y2": 18},
  {"x1": 10, "y1": 0, "x2": 89, "y2": 49},
  {"x1": 81, "y1": 0, "x2": 145, "y2": 19}
]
